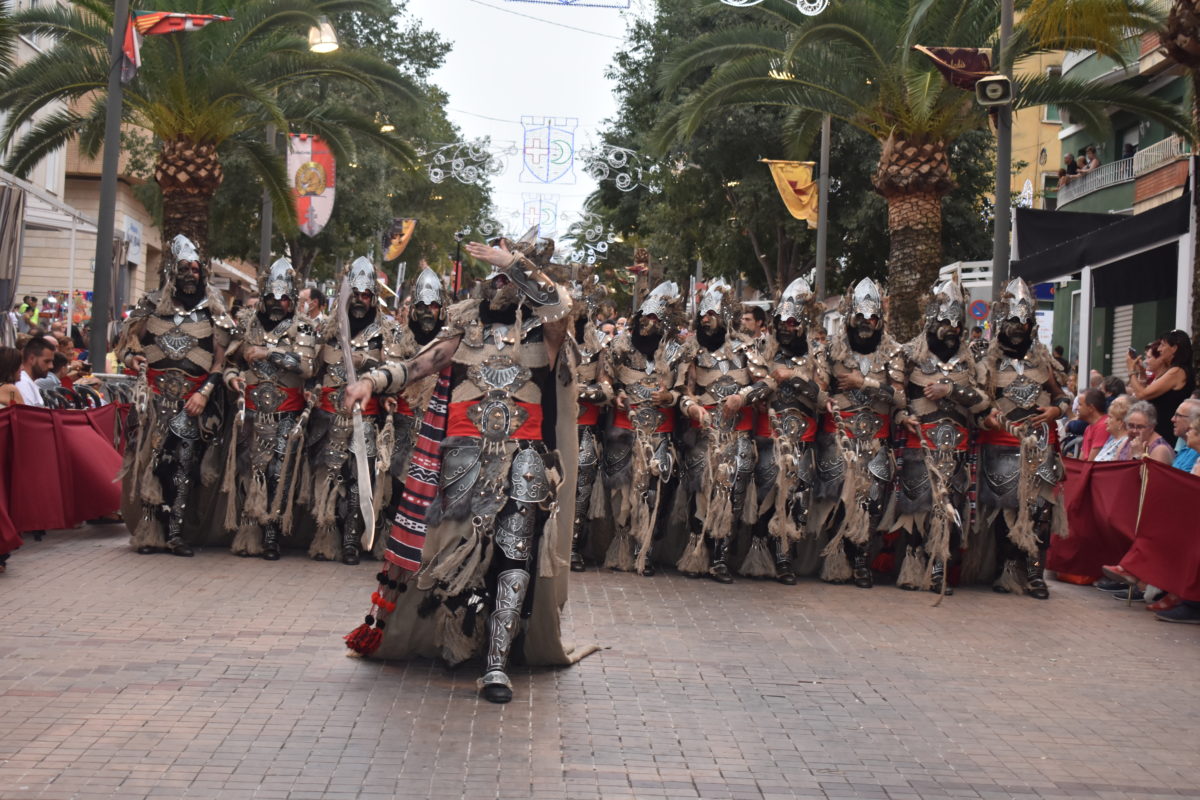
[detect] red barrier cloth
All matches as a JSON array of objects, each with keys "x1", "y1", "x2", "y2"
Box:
[
  {"x1": 1047, "y1": 459, "x2": 1139, "y2": 577},
  {"x1": 0, "y1": 405, "x2": 122, "y2": 534},
  {"x1": 1119, "y1": 459, "x2": 1200, "y2": 601}
]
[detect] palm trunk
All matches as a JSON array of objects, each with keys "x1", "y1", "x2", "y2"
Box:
[
  {"x1": 154, "y1": 137, "x2": 224, "y2": 265},
  {"x1": 885, "y1": 191, "x2": 943, "y2": 340},
  {"x1": 161, "y1": 192, "x2": 214, "y2": 258}
]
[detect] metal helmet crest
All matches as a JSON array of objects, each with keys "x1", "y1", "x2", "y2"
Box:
[
  {"x1": 775, "y1": 276, "x2": 814, "y2": 324},
  {"x1": 348, "y1": 256, "x2": 376, "y2": 294},
  {"x1": 926, "y1": 274, "x2": 966, "y2": 328},
  {"x1": 170, "y1": 234, "x2": 201, "y2": 265},
  {"x1": 412, "y1": 266, "x2": 445, "y2": 306},
  {"x1": 261, "y1": 257, "x2": 296, "y2": 300},
  {"x1": 851, "y1": 277, "x2": 883, "y2": 319},
  {"x1": 698, "y1": 278, "x2": 732, "y2": 320},
  {"x1": 1000, "y1": 277, "x2": 1036, "y2": 325},
  {"x1": 639, "y1": 280, "x2": 679, "y2": 318}
]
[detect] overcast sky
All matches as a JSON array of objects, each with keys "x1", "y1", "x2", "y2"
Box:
[{"x1": 404, "y1": 0, "x2": 654, "y2": 241}]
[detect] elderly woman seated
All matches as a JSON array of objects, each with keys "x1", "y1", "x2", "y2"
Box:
[
  {"x1": 1116, "y1": 400, "x2": 1175, "y2": 463},
  {"x1": 1094, "y1": 394, "x2": 1130, "y2": 462}
]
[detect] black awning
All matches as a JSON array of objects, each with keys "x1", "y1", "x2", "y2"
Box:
[
  {"x1": 1091, "y1": 242, "x2": 1178, "y2": 307},
  {"x1": 1015, "y1": 206, "x2": 1121, "y2": 258},
  {"x1": 1010, "y1": 191, "x2": 1191, "y2": 285}
]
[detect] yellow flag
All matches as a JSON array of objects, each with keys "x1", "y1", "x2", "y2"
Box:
[{"x1": 761, "y1": 159, "x2": 818, "y2": 225}]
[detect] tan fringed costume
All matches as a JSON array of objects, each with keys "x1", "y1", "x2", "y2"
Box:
[
  {"x1": 602, "y1": 281, "x2": 692, "y2": 575},
  {"x1": 972, "y1": 278, "x2": 1069, "y2": 598},
  {"x1": 220, "y1": 258, "x2": 316, "y2": 559},
  {"x1": 569, "y1": 308, "x2": 613, "y2": 571},
  {"x1": 117, "y1": 234, "x2": 234, "y2": 557}
]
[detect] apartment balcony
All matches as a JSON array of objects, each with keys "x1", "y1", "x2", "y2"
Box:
[{"x1": 1057, "y1": 135, "x2": 1190, "y2": 213}]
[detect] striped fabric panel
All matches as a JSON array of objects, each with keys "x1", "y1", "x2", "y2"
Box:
[{"x1": 384, "y1": 368, "x2": 451, "y2": 571}]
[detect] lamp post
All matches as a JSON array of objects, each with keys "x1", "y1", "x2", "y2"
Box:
[
  {"x1": 990, "y1": 0, "x2": 1014, "y2": 302},
  {"x1": 259, "y1": 17, "x2": 339, "y2": 270}
]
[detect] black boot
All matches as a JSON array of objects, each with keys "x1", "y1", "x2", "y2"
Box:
[
  {"x1": 165, "y1": 536, "x2": 194, "y2": 557},
  {"x1": 771, "y1": 539, "x2": 797, "y2": 585},
  {"x1": 930, "y1": 558, "x2": 953, "y2": 596},
  {"x1": 341, "y1": 525, "x2": 360, "y2": 565},
  {"x1": 852, "y1": 554, "x2": 873, "y2": 589},
  {"x1": 710, "y1": 538, "x2": 734, "y2": 584},
  {"x1": 262, "y1": 525, "x2": 281, "y2": 561},
  {"x1": 570, "y1": 516, "x2": 586, "y2": 572},
  {"x1": 1025, "y1": 551, "x2": 1049, "y2": 599}
]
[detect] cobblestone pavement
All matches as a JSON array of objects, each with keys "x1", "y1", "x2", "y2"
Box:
[{"x1": 1, "y1": 526, "x2": 1198, "y2": 800}]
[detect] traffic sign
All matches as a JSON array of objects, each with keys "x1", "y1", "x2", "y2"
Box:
[{"x1": 969, "y1": 300, "x2": 989, "y2": 320}]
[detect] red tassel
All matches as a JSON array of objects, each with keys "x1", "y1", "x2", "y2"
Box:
[
  {"x1": 871, "y1": 552, "x2": 895, "y2": 574},
  {"x1": 344, "y1": 623, "x2": 383, "y2": 655}
]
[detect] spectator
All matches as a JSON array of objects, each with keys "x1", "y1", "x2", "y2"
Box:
[
  {"x1": 298, "y1": 286, "x2": 327, "y2": 322},
  {"x1": 0, "y1": 346, "x2": 24, "y2": 408},
  {"x1": 615, "y1": 316, "x2": 628, "y2": 334},
  {"x1": 600, "y1": 322, "x2": 616, "y2": 338},
  {"x1": 1078, "y1": 146, "x2": 1101, "y2": 175},
  {"x1": 16, "y1": 338, "x2": 54, "y2": 406},
  {"x1": 1169, "y1": 398, "x2": 1200, "y2": 471},
  {"x1": 740, "y1": 305, "x2": 767, "y2": 338},
  {"x1": 1087, "y1": 369, "x2": 1103, "y2": 390},
  {"x1": 1077, "y1": 388, "x2": 1110, "y2": 460},
  {"x1": 1061, "y1": 153, "x2": 1078, "y2": 184},
  {"x1": 1102, "y1": 375, "x2": 1125, "y2": 410},
  {"x1": 1117, "y1": 400, "x2": 1174, "y2": 463},
  {"x1": 1121, "y1": 142, "x2": 1136, "y2": 159},
  {"x1": 1094, "y1": 394, "x2": 1130, "y2": 462},
  {"x1": 970, "y1": 325, "x2": 984, "y2": 343},
  {"x1": 1187, "y1": 415, "x2": 1200, "y2": 477},
  {"x1": 1126, "y1": 330, "x2": 1195, "y2": 440},
  {"x1": 1052, "y1": 345, "x2": 1069, "y2": 374},
  {"x1": 35, "y1": 352, "x2": 71, "y2": 394}
]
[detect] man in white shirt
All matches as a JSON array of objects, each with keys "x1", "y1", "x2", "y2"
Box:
[{"x1": 17, "y1": 338, "x2": 54, "y2": 406}]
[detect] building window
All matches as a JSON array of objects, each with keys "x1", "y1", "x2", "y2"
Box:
[
  {"x1": 1042, "y1": 172, "x2": 1059, "y2": 210},
  {"x1": 1043, "y1": 66, "x2": 1062, "y2": 123}
]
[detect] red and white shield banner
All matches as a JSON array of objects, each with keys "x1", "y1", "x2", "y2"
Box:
[{"x1": 288, "y1": 134, "x2": 336, "y2": 237}]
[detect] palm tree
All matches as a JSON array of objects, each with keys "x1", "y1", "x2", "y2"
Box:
[
  {"x1": 657, "y1": 0, "x2": 1193, "y2": 338},
  {"x1": 1162, "y1": 0, "x2": 1200, "y2": 369},
  {"x1": 0, "y1": 0, "x2": 419, "y2": 259}
]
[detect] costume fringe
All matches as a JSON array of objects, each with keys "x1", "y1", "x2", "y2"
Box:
[
  {"x1": 920, "y1": 448, "x2": 958, "y2": 590},
  {"x1": 675, "y1": 533, "x2": 710, "y2": 575},
  {"x1": 603, "y1": 530, "x2": 636, "y2": 571},
  {"x1": 896, "y1": 545, "x2": 928, "y2": 590},
  {"x1": 740, "y1": 537, "x2": 776, "y2": 578},
  {"x1": 1051, "y1": 486, "x2": 1068, "y2": 540},
  {"x1": 130, "y1": 512, "x2": 166, "y2": 550},
  {"x1": 436, "y1": 604, "x2": 483, "y2": 667},
  {"x1": 308, "y1": 522, "x2": 340, "y2": 560},
  {"x1": 245, "y1": 469, "x2": 270, "y2": 523},
  {"x1": 230, "y1": 520, "x2": 263, "y2": 556},
  {"x1": 993, "y1": 558, "x2": 1026, "y2": 594},
  {"x1": 767, "y1": 432, "x2": 799, "y2": 543},
  {"x1": 275, "y1": 410, "x2": 311, "y2": 533},
  {"x1": 1005, "y1": 429, "x2": 1043, "y2": 558},
  {"x1": 297, "y1": 458, "x2": 313, "y2": 507},
  {"x1": 372, "y1": 415, "x2": 396, "y2": 519},
  {"x1": 540, "y1": 496, "x2": 568, "y2": 577},
  {"x1": 219, "y1": 424, "x2": 241, "y2": 532},
  {"x1": 740, "y1": 487, "x2": 758, "y2": 525},
  {"x1": 199, "y1": 444, "x2": 220, "y2": 488},
  {"x1": 425, "y1": 527, "x2": 489, "y2": 599},
  {"x1": 588, "y1": 475, "x2": 608, "y2": 519},
  {"x1": 312, "y1": 474, "x2": 340, "y2": 528}
]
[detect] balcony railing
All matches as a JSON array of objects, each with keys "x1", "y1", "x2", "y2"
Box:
[
  {"x1": 1132, "y1": 134, "x2": 1191, "y2": 175},
  {"x1": 1057, "y1": 156, "x2": 1134, "y2": 206}
]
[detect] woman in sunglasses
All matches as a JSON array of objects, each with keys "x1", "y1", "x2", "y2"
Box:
[{"x1": 1126, "y1": 330, "x2": 1195, "y2": 441}]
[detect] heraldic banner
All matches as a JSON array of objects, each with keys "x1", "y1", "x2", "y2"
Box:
[
  {"x1": 761, "y1": 160, "x2": 818, "y2": 225},
  {"x1": 289, "y1": 134, "x2": 336, "y2": 237}
]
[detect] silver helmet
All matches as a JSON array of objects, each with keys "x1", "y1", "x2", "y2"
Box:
[
  {"x1": 412, "y1": 266, "x2": 445, "y2": 306},
  {"x1": 926, "y1": 274, "x2": 966, "y2": 327},
  {"x1": 775, "y1": 277, "x2": 814, "y2": 324},
  {"x1": 170, "y1": 233, "x2": 201, "y2": 265},
  {"x1": 851, "y1": 277, "x2": 883, "y2": 319},
  {"x1": 348, "y1": 256, "x2": 376, "y2": 294},
  {"x1": 698, "y1": 278, "x2": 732, "y2": 320},
  {"x1": 1001, "y1": 277, "x2": 1036, "y2": 325},
  {"x1": 261, "y1": 257, "x2": 296, "y2": 300},
  {"x1": 639, "y1": 280, "x2": 679, "y2": 319}
]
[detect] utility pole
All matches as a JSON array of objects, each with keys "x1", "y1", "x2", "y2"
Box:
[
  {"x1": 815, "y1": 114, "x2": 831, "y2": 300},
  {"x1": 259, "y1": 124, "x2": 276, "y2": 270},
  {"x1": 89, "y1": 0, "x2": 129, "y2": 368},
  {"x1": 990, "y1": 0, "x2": 1014, "y2": 302}
]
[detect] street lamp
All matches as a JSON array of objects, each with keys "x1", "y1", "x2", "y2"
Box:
[{"x1": 260, "y1": 16, "x2": 340, "y2": 270}]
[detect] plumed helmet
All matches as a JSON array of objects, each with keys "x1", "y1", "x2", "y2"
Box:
[
  {"x1": 925, "y1": 273, "x2": 967, "y2": 328},
  {"x1": 851, "y1": 277, "x2": 883, "y2": 319},
  {"x1": 348, "y1": 256, "x2": 376, "y2": 294},
  {"x1": 775, "y1": 276, "x2": 815, "y2": 324},
  {"x1": 412, "y1": 266, "x2": 446, "y2": 306},
  {"x1": 697, "y1": 278, "x2": 733, "y2": 322},
  {"x1": 996, "y1": 277, "x2": 1037, "y2": 325},
  {"x1": 171, "y1": 234, "x2": 201, "y2": 265},
  {"x1": 639, "y1": 280, "x2": 679, "y2": 318},
  {"x1": 568, "y1": 266, "x2": 607, "y2": 316},
  {"x1": 261, "y1": 257, "x2": 296, "y2": 300},
  {"x1": 160, "y1": 233, "x2": 208, "y2": 293}
]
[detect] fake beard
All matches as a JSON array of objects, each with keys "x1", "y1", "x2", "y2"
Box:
[
  {"x1": 999, "y1": 323, "x2": 1032, "y2": 356},
  {"x1": 927, "y1": 328, "x2": 961, "y2": 362},
  {"x1": 848, "y1": 325, "x2": 882, "y2": 354},
  {"x1": 696, "y1": 325, "x2": 726, "y2": 351},
  {"x1": 632, "y1": 318, "x2": 662, "y2": 357},
  {"x1": 262, "y1": 300, "x2": 289, "y2": 323},
  {"x1": 348, "y1": 304, "x2": 376, "y2": 336},
  {"x1": 776, "y1": 328, "x2": 808, "y2": 357},
  {"x1": 411, "y1": 311, "x2": 442, "y2": 344},
  {"x1": 574, "y1": 316, "x2": 587, "y2": 344}
]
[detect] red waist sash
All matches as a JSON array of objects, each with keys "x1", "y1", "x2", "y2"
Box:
[
  {"x1": 146, "y1": 368, "x2": 206, "y2": 399},
  {"x1": 978, "y1": 425, "x2": 1060, "y2": 447},
  {"x1": 578, "y1": 400, "x2": 601, "y2": 426},
  {"x1": 613, "y1": 405, "x2": 675, "y2": 433},
  {"x1": 244, "y1": 384, "x2": 305, "y2": 412},
  {"x1": 393, "y1": 395, "x2": 413, "y2": 417},
  {"x1": 691, "y1": 404, "x2": 755, "y2": 431},
  {"x1": 763, "y1": 410, "x2": 817, "y2": 442},
  {"x1": 903, "y1": 422, "x2": 969, "y2": 451},
  {"x1": 821, "y1": 410, "x2": 891, "y2": 439},
  {"x1": 319, "y1": 386, "x2": 379, "y2": 416},
  {"x1": 448, "y1": 400, "x2": 543, "y2": 440}
]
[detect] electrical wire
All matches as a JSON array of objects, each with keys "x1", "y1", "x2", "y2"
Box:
[{"x1": 462, "y1": 0, "x2": 626, "y2": 41}]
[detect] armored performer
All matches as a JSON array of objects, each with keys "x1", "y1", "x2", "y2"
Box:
[
  {"x1": 568, "y1": 273, "x2": 613, "y2": 571},
  {"x1": 602, "y1": 280, "x2": 691, "y2": 575},
  {"x1": 892, "y1": 275, "x2": 991, "y2": 594},
  {"x1": 976, "y1": 279, "x2": 1069, "y2": 599},
  {"x1": 118, "y1": 234, "x2": 235, "y2": 556},
  {"x1": 743, "y1": 278, "x2": 828, "y2": 585},
  {"x1": 342, "y1": 234, "x2": 578, "y2": 704},
  {"x1": 305, "y1": 256, "x2": 408, "y2": 565},
  {"x1": 813, "y1": 278, "x2": 904, "y2": 588},
  {"x1": 676, "y1": 280, "x2": 774, "y2": 584},
  {"x1": 221, "y1": 258, "x2": 316, "y2": 559}
]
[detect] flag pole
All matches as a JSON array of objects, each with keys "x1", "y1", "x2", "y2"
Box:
[
  {"x1": 89, "y1": 0, "x2": 130, "y2": 369},
  {"x1": 815, "y1": 114, "x2": 831, "y2": 301}
]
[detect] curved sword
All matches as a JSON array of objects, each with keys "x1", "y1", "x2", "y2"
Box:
[{"x1": 337, "y1": 275, "x2": 377, "y2": 551}]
